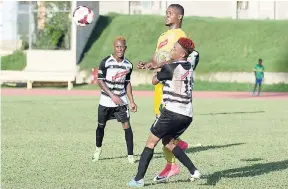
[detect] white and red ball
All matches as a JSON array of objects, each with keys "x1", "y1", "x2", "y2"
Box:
[{"x1": 72, "y1": 6, "x2": 94, "y2": 27}]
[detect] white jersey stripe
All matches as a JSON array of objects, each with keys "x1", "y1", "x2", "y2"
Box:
[{"x1": 98, "y1": 55, "x2": 133, "y2": 107}]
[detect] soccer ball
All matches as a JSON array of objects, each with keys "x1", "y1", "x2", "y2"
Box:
[{"x1": 72, "y1": 5, "x2": 94, "y2": 27}]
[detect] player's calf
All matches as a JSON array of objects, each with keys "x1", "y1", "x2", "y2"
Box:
[
  {"x1": 258, "y1": 84, "x2": 262, "y2": 96},
  {"x1": 165, "y1": 137, "x2": 201, "y2": 181},
  {"x1": 172, "y1": 146, "x2": 201, "y2": 181},
  {"x1": 123, "y1": 122, "x2": 135, "y2": 163}
]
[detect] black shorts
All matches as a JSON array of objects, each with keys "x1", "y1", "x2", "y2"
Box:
[
  {"x1": 150, "y1": 108, "x2": 192, "y2": 139},
  {"x1": 98, "y1": 104, "x2": 130, "y2": 124}
]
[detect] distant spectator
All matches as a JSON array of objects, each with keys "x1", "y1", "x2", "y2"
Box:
[{"x1": 253, "y1": 59, "x2": 265, "y2": 96}]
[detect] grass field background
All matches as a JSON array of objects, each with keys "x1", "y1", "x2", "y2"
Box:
[
  {"x1": 2, "y1": 96, "x2": 288, "y2": 189},
  {"x1": 3, "y1": 80, "x2": 288, "y2": 92},
  {"x1": 2, "y1": 14, "x2": 288, "y2": 73},
  {"x1": 79, "y1": 14, "x2": 288, "y2": 73},
  {"x1": 74, "y1": 81, "x2": 288, "y2": 92}
]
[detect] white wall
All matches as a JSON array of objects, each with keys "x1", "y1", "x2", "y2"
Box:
[
  {"x1": 276, "y1": 1, "x2": 288, "y2": 20},
  {"x1": 0, "y1": 1, "x2": 17, "y2": 41},
  {"x1": 0, "y1": 1, "x2": 19, "y2": 54},
  {"x1": 258, "y1": 1, "x2": 275, "y2": 19},
  {"x1": 237, "y1": 1, "x2": 288, "y2": 20},
  {"x1": 76, "y1": 1, "x2": 99, "y2": 64},
  {"x1": 97, "y1": 1, "x2": 288, "y2": 20},
  {"x1": 99, "y1": 1, "x2": 129, "y2": 15},
  {"x1": 168, "y1": 1, "x2": 234, "y2": 18}
]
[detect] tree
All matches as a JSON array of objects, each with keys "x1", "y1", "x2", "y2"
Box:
[{"x1": 34, "y1": 1, "x2": 71, "y2": 50}]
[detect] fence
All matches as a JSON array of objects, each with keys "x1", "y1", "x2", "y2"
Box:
[{"x1": 98, "y1": 1, "x2": 288, "y2": 20}]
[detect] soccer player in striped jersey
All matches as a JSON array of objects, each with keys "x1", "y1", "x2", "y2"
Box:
[
  {"x1": 128, "y1": 37, "x2": 201, "y2": 187},
  {"x1": 137, "y1": 4, "x2": 190, "y2": 182},
  {"x1": 92, "y1": 36, "x2": 137, "y2": 164}
]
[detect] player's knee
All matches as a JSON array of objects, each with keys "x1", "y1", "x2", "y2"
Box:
[
  {"x1": 146, "y1": 142, "x2": 156, "y2": 149},
  {"x1": 164, "y1": 142, "x2": 175, "y2": 151},
  {"x1": 162, "y1": 137, "x2": 170, "y2": 146},
  {"x1": 162, "y1": 136, "x2": 175, "y2": 151},
  {"x1": 122, "y1": 122, "x2": 130, "y2": 129},
  {"x1": 146, "y1": 137, "x2": 158, "y2": 149}
]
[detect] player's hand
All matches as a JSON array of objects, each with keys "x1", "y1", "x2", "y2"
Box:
[
  {"x1": 136, "y1": 61, "x2": 146, "y2": 69},
  {"x1": 130, "y1": 102, "x2": 137, "y2": 112},
  {"x1": 111, "y1": 95, "x2": 123, "y2": 105},
  {"x1": 144, "y1": 62, "x2": 154, "y2": 70}
]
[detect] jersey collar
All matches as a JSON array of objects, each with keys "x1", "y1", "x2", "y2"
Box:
[
  {"x1": 172, "y1": 60, "x2": 189, "y2": 64},
  {"x1": 110, "y1": 54, "x2": 126, "y2": 63}
]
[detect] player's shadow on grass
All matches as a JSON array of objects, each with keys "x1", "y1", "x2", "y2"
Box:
[
  {"x1": 100, "y1": 152, "x2": 163, "y2": 161},
  {"x1": 100, "y1": 143, "x2": 245, "y2": 161},
  {"x1": 197, "y1": 111, "x2": 265, "y2": 116},
  {"x1": 204, "y1": 159, "x2": 288, "y2": 186},
  {"x1": 184, "y1": 143, "x2": 245, "y2": 154},
  {"x1": 241, "y1": 158, "x2": 263, "y2": 162},
  {"x1": 147, "y1": 159, "x2": 288, "y2": 186}
]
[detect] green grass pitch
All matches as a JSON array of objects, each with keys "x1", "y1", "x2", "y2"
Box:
[{"x1": 2, "y1": 96, "x2": 288, "y2": 189}]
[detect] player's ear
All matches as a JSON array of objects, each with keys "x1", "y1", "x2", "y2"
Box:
[
  {"x1": 178, "y1": 14, "x2": 183, "y2": 20},
  {"x1": 181, "y1": 52, "x2": 186, "y2": 59}
]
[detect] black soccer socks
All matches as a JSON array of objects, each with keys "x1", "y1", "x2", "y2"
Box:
[
  {"x1": 135, "y1": 147, "x2": 154, "y2": 181},
  {"x1": 96, "y1": 124, "x2": 105, "y2": 147},
  {"x1": 172, "y1": 146, "x2": 197, "y2": 174},
  {"x1": 124, "y1": 127, "x2": 134, "y2": 155}
]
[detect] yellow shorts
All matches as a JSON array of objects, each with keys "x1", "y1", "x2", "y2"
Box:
[{"x1": 154, "y1": 83, "x2": 163, "y2": 116}]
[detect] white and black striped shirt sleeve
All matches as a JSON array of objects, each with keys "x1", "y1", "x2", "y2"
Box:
[
  {"x1": 156, "y1": 64, "x2": 173, "y2": 82},
  {"x1": 125, "y1": 64, "x2": 133, "y2": 82},
  {"x1": 97, "y1": 59, "x2": 107, "y2": 80}
]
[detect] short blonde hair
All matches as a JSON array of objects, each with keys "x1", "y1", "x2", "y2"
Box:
[{"x1": 114, "y1": 36, "x2": 126, "y2": 43}]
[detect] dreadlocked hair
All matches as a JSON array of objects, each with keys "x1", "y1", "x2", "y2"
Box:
[{"x1": 177, "y1": 37, "x2": 195, "y2": 54}]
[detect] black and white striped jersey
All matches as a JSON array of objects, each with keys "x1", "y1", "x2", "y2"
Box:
[
  {"x1": 97, "y1": 55, "x2": 133, "y2": 107},
  {"x1": 156, "y1": 61, "x2": 193, "y2": 117},
  {"x1": 187, "y1": 50, "x2": 200, "y2": 89},
  {"x1": 188, "y1": 50, "x2": 200, "y2": 71}
]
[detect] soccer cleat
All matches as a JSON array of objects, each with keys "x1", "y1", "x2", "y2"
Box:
[
  {"x1": 177, "y1": 140, "x2": 189, "y2": 151},
  {"x1": 190, "y1": 170, "x2": 201, "y2": 182},
  {"x1": 127, "y1": 179, "x2": 144, "y2": 187},
  {"x1": 128, "y1": 155, "x2": 136, "y2": 164},
  {"x1": 92, "y1": 147, "x2": 102, "y2": 162},
  {"x1": 153, "y1": 163, "x2": 180, "y2": 182}
]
